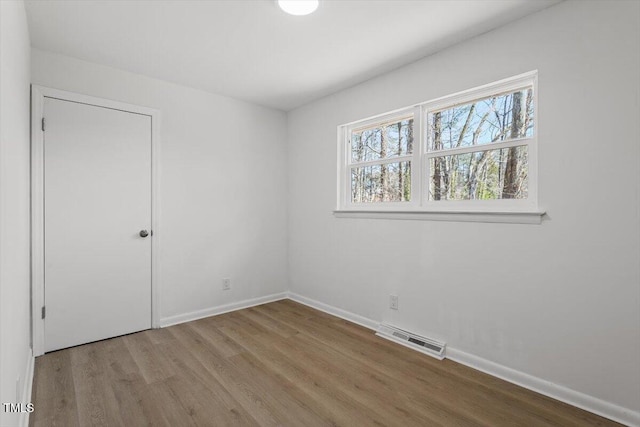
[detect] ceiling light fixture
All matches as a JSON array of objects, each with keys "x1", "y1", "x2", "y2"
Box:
[{"x1": 277, "y1": 0, "x2": 319, "y2": 16}]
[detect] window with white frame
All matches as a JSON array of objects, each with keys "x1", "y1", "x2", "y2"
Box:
[{"x1": 338, "y1": 71, "x2": 538, "y2": 214}]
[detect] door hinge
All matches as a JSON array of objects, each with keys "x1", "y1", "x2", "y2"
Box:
[
  {"x1": 41, "y1": 306, "x2": 46, "y2": 319},
  {"x1": 41, "y1": 117, "x2": 46, "y2": 132}
]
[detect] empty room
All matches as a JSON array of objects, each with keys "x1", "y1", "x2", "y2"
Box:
[{"x1": 1, "y1": 0, "x2": 639, "y2": 426}]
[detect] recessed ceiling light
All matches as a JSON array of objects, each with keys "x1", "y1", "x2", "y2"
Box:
[{"x1": 277, "y1": 0, "x2": 319, "y2": 16}]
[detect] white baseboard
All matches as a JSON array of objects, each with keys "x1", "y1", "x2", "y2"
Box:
[
  {"x1": 286, "y1": 292, "x2": 639, "y2": 427},
  {"x1": 287, "y1": 292, "x2": 379, "y2": 330},
  {"x1": 19, "y1": 349, "x2": 35, "y2": 427},
  {"x1": 446, "y1": 348, "x2": 639, "y2": 427},
  {"x1": 158, "y1": 292, "x2": 288, "y2": 327}
]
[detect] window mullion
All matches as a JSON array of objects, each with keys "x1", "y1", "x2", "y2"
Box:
[
  {"x1": 425, "y1": 137, "x2": 533, "y2": 158},
  {"x1": 349, "y1": 155, "x2": 414, "y2": 169},
  {"x1": 413, "y1": 105, "x2": 423, "y2": 207}
]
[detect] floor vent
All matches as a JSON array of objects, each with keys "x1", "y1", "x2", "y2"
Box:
[{"x1": 376, "y1": 324, "x2": 446, "y2": 360}]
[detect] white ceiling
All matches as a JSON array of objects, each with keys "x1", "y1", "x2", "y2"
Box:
[{"x1": 25, "y1": 0, "x2": 559, "y2": 111}]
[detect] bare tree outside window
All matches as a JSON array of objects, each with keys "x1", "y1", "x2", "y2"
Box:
[
  {"x1": 427, "y1": 88, "x2": 533, "y2": 201},
  {"x1": 339, "y1": 72, "x2": 537, "y2": 212},
  {"x1": 351, "y1": 118, "x2": 413, "y2": 203}
]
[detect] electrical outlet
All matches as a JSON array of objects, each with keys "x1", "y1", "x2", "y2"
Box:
[
  {"x1": 222, "y1": 278, "x2": 231, "y2": 290},
  {"x1": 389, "y1": 294, "x2": 398, "y2": 310}
]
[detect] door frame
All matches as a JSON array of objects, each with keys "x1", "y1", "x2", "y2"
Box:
[{"x1": 31, "y1": 85, "x2": 162, "y2": 356}]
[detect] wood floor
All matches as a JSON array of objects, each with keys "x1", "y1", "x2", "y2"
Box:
[{"x1": 30, "y1": 300, "x2": 621, "y2": 427}]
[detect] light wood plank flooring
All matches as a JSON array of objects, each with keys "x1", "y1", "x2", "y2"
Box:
[{"x1": 30, "y1": 299, "x2": 621, "y2": 426}]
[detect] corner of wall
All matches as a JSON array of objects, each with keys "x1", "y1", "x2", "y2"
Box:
[{"x1": 0, "y1": 1, "x2": 34, "y2": 426}]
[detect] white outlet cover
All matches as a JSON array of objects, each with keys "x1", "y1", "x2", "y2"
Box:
[{"x1": 390, "y1": 295, "x2": 398, "y2": 309}]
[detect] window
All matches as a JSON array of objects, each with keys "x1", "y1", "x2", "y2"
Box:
[
  {"x1": 350, "y1": 115, "x2": 414, "y2": 203},
  {"x1": 337, "y1": 71, "x2": 540, "y2": 220}
]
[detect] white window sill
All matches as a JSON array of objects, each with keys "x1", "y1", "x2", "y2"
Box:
[{"x1": 333, "y1": 209, "x2": 546, "y2": 224}]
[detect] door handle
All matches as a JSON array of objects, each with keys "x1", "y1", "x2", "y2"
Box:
[{"x1": 139, "y1": 230, "x2": 149, "y2": 238}]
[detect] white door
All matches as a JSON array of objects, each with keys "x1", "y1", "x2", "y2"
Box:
[{"x1": 44, "y1": 97, "x2": 152, "y2": 352}]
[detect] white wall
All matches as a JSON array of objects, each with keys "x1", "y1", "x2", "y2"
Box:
[
  {"x1": 0, "y1": 1, "x2": 33, "y2": 426},
  {"x1": 287, "y1": 0, "x2": 640, "y2": 418},
  {"x1": 31, "y1": 49, "x2": 289, "y2": 324}
]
